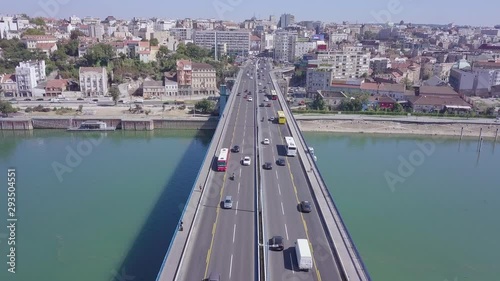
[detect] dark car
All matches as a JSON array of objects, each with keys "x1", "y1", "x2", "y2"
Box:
[
  {"x1": 263, "y1": 162, "x2": 272, "y2": 170},
  {"x1": 277, "y1": 158, "x2": 285, "y2": 166},
  {"x1": 36, "y1": 98, "x2": 44, "y2": 101},
  {"x1": 260, "y1": 103, "x2": 265, "y2": 107},
  {"x1": 24, "y1": 98, "x2": 31, "y2": 101},
  {"x1": 232, "y1": 145, "x2": 240, "y2": 153},
  {"x1": 77, "y1": 98, "x2": 84, "y2": 100},
  {"x1": 237, "y1": 92, "x2": 241, "y2": 96},
  {"x1": 299, "y1": 201, "x2": 312, "y2": 213},
  {"x1": 269, "y1": 236, "x2": 284, "y2": 251},
  {"x1": 266, "y1": 103, "x2": 271, "y2": 107}
]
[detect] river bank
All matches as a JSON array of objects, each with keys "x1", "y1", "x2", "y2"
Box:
[{"x1": 297, "y1": 118, "x2": 500, "y2": 139}]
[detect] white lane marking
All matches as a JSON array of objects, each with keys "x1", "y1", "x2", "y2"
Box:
[
  {"x1": 239, "y1": 169, "x2": 242, "y2": 177},
  {"x1": 275, "y1": 170, "x2": 278, "y2": 179},
  {"x1": 235, "y1": 201, "x2": 239, "y2": 215},
  {"x1": 232, "y1": 224, "x2": 236, "y2": 243},
  {"x1": 229, "y1": 254, "x2": 234, "y2": 278},
  {"x1": 285, "y1": 223, "x2": 289, "y2": 240},
  {"x1": 277, "y1": 183, "x2": 281, "y2": 195},
  {"x1": 281, "y1": 202, "x2": 285, "y2": 215},
  {"x1": 238, "y1": 182, "x2": 241, "y2": 194}
]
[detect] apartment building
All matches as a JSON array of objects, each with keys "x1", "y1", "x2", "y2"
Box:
[
  {"x1": 169, "y1": 28, "x2": 193, "y2": 41},
  {"x1": 176, "y1": 60, "x2": 218, "y2": 96},
  {"x1": 194, "y1": 30, "x2": 251, "y2": 58},
  {"x1": 19, "y1": 60, "x2": 46, "y2": 82},
  {"x1": 309, "y1": 46, "x2": 371, "y2": 79},
  {"x1": 21, "y1": 35, "x2": 57, "y2": 50},
  {"x1": 79, "y1": 67, "x2": 108, "y2": 97},
  {"x1": 142, "y1": 80, "x2": 165, "y2": 99},
  {"x1": 0, "y1": 74, "x2": 17, "y2": 97},
  {"x1": 278, "y1": 13, "x2": 295, "y2": 28},
  {"x1": 15, "y1": 66, "x2": 37, "y2": 97},
  {"x1": 294, "y1": 40, "x2": 317, "y2": 59},
  {"x1": 274, "y1": 30, "x2": 298, "y2": 63},
  {"x1": 370, "y1": 58, "x2": 390, "y2": 74}
]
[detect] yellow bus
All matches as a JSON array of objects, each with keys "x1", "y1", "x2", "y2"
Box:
[{"x1": 277, "y1": 111, "x2": 286, "y2": 124}]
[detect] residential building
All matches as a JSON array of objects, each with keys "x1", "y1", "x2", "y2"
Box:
[
  {"x1": 260, "y1": 32, "x2": 274, "y2": 52},
  {"x1": 309, "y1": 46, "x2": 371, "y2": 79},
  {"x1": 0, "y1": 74, "x2": 17, "y2": 97},
  {"x1": 169, "y1": 28, "x2": 193, "y2": 41},
  {"x1": 316, "y1": 90, "x2": 347, "y2": 109},
  {"x1": 15, "y1": 66, "x2": 37, "y2": 97},
  {"x1": 192, "y1": 62, "x2": 217, "y2": 95},
  {"x1": 88, "y1": 24, "x2": 105, "y2": 40},
  {"x1": 294, "y1": 39, "x2": 317, "y2": 59},
  {"x1": 176, "y1": 60, "x2": 218, "y2": 96},
  {"x1": 449, "y1": 61, "x2": 500, "y2": 96},
  {"x1": 408, "y1": 95, "x2": 470, "y2": 113},
  {"x1": 176, "y1": 59, "x2": 192, "y2": 96},
  {"x1": 193, "y1": 30, "x2": 251, "y2": 58},
  {"x1": 274, "y1": 30, "x2": 298, "y2": 62},
  {"x1": 165, "y1": 80, "x2": 178, "y2": 96},
  {"x1": 278, "y1": 13, "x2": 295, "y2": 28},
  {"x1": 21, "y1": 35, "x2": 57, "y2": 50},
  {"x1": 142, "y1": 80, "x2": 165, "y2": 99},
  {"x1": 45, "y1": 79, "x2": 68, "y2": 97},
  {"x1": 329, "y1": 32, "x2": 349, "y2": 44},
  {"x1": 306, "y1": 68, "x2": 332, "y2": 96},
  {"x1": 79, "y1": 67, "x2": 108, "y2": 97},
  {"x1": 18, "y1": 60, "x2": 46, "y2": 82},
  {"x1": 370, "y1": 58, "x2": 390, "y2": 74}
]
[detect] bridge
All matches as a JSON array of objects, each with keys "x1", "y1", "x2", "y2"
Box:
[{"x1": 156, "y1": 59, "x2": 372, "y2": 281}]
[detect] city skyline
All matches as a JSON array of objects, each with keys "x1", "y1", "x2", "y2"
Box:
[{"x1": 2, "y1": 0, "x2": 500, "y2": 27}]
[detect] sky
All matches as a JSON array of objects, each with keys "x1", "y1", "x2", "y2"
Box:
[{"x1": 2, "y1": 0, "x2": 499, "y2": 27}]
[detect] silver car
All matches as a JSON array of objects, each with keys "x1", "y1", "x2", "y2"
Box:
[{"x1": 223, "y1": 196, "x2": 233, "y2": 209}]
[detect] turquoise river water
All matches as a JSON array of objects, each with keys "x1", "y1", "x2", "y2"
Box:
[{"x1": 0, "y1": 130, "x2": 499, "y2": 281}]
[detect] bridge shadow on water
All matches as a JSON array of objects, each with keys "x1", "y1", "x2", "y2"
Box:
[{"x1": 114, "y1": 129, "x2": 214, "y2": 281}]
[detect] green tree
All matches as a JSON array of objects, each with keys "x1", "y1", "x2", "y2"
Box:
[
  {"x1": 70, "y1": 30, "x2": 86, "y2": 40},
  {"x1": 109, "y1": 86, "x2": 120, "y2": 104},
  {"x1": 31, "y1": 17, "x2": 46, "y2": 26},
  {"x1": 23, "y1": 28, "x2": 45, "y2": 35},
  {"x1": 176, "y1": 43, "x2": 187, "y2": 56},
  {"x1": 63, "y1": 39, "x2": 80, "y2": 56},
  {"x1": 0, "y1": 100, "x2": 18, "y2": 116},
  {"x1": 156, "y1": 45, "x2": 170, "y2": 60},
  {"x1": 310, "y1": 94, "x2": 326, "y2": 110},
  {"x1": 402, "y1": 77, "x2": 413, "y2": 90},
  {"x1": 393, "y1": 102, "x2": 404, "y2": 112},
  {"x1": 195, "y1": 99, "x2": 215, "y2": 114},
  {"x1": 485, "y1": 107, "x2": 496, "y2": 116},
  {"x1": 84, "y1": 43, "x2": 114, "y2": 66},
  {"x1": 150, "y1": 38, "x2": 159, "y2": 46}
]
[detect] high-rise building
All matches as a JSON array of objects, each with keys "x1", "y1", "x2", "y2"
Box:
[
  {"x1": 194, "y1": 30, "x2": 251, "y2": 58},
  {"x1": 273, "y1": 30, "x2": 298, "y2": 62},
  {"x1": 278, "y1": 13, "x2": 295, "y2": 28},
  {"x1": 14, "y1": 60, "x2": 46, "y2": 97}
]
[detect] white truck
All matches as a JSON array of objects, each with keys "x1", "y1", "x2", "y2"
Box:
[{"x1": 295, "y1": 239, "x2": 313, "y2": 271}]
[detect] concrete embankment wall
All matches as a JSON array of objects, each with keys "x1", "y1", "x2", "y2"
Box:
[
  {"x1": 0, "y1": 117, "x2": 217, "y2": 131},
  {"x1": 0, "y1": 119, "x2": 33, "y2": 130}
]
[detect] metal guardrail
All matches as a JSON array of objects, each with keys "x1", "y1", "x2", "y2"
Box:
[
  {"x1": 270, "y1": 69, "x2": 372, "y2": 281},
  {"x1": 155, "y1": 63, "x2": 246, "y2": 281}
]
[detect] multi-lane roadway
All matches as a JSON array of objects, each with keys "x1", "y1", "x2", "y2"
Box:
[
  {"x1": 255, "y1": 60, "x2": 343, "y2": 281},
  {"x1": 176, "y1": 58, "x2": 344, "y2": 281},
  {"x1": 177, "y1": 61, "x2": 258, "y2": 281}
]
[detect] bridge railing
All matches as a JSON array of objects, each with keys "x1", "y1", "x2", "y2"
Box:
[{"x1": 270, "y1": 69, "x2": 372, "y2": 281}]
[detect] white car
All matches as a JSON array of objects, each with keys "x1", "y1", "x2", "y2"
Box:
[
  {"x1": 263, "y1": 138, "x2": 270, "y2": 145},
  {"x1": 248, "y1": 97, "x2": 253, "y2": 102},
  {"x1": 242, "y1": 156, "x2": 251, "y2": 166}
]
